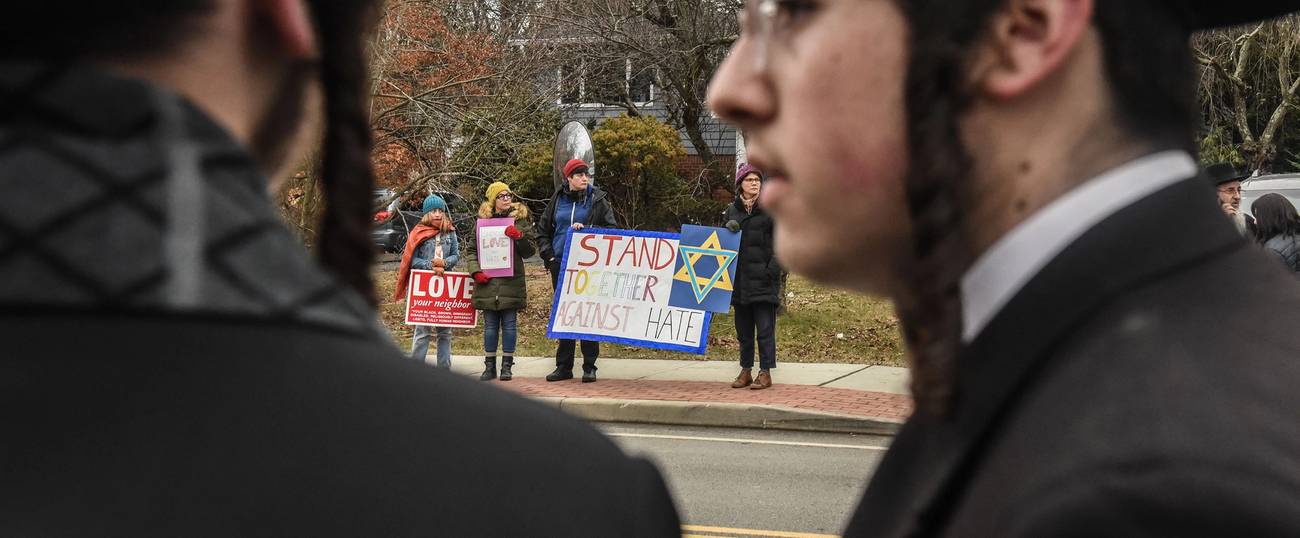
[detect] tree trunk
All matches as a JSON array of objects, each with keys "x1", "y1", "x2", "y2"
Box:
[{"x1": 680, "y1": 105, "x2": 724, "y2": 186}]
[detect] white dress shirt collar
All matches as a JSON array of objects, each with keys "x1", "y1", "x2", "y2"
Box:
[{"x1": 960, "y1": 150, "x2": 1199, "y2": 342}]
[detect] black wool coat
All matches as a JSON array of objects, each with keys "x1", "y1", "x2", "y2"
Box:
[
  {"x1": 0, "y1": 63, "x2": 681, "y2": 538},
  {"x1": 725, "y1": 198, "x2": 784, "y2": 305},
  {"x1": 844, "y1": 177, "x2": 1300, "y2": 537}
]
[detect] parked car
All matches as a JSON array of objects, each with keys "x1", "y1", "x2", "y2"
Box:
[
  {"x1": 372, "y1": 192, "x2": 481, "y2": 254},
  {"x1": 371, "y1": 210, "x2": 422, "y2": 253},
  {"x1": 1242, "y1": 174, "x2": 1300, "y2": 218}
]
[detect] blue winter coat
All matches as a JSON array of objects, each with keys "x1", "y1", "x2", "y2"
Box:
[{"x1": 412, "y1": 232, "x2": 460, "y2": 271}]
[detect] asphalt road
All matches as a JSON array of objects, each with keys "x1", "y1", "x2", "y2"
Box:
[{"x1": 600, "y1": 423, "x2": 891, "y2": 538}]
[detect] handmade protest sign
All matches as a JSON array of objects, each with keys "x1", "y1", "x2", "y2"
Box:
[
  {"x1": 547, "y1": 229, "x2": 711, "y2": 354},
  {"x1": 669, "y1": 224, "x2": 741, "y2": 314},
  {"x1": 476, "y1": 217, "x2": 515, "y2": 278},
  {"x1": 405, "y1": 270, "x2": 477, "y2": 328}
]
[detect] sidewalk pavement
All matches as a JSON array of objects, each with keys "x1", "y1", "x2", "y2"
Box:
[{"x1": 440, "y1": 355, "x2": 913, "y2": 435}]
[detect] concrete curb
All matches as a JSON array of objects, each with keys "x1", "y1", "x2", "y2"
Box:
[{"x1": 533, "y1": 396, "x2": 903, "y2": 436}]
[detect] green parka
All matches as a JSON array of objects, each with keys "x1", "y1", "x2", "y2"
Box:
[{"x1": 466, "y1": 201, "x2": 537, "y2": 311}]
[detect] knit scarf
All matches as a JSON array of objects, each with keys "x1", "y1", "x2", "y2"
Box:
[
  {"x1": 393, "y1": 225, "x2": 442, "y2": 301},
  {"x1": 740, "y1": 191, "x2": 759, "y2": 214}
]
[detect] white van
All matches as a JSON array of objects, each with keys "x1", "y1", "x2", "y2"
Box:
[{"x1": 1241, "y1": 174, "x2": 1300, "y2": 217}]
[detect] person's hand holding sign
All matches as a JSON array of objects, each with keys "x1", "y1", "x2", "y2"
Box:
[
  {"x1": 472, "y1": 271, "x2": 490, "y2": 285},
  {"x1": 505, "y1": 225, "x2": 522, "y2": 240},
  {"x1": 571, "y1": 223, "x2": 584, "y2": 231}
]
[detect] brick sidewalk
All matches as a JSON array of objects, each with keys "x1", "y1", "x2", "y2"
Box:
[{"x1": 495, "y1": 377, "x2": 913, "y2": 421}]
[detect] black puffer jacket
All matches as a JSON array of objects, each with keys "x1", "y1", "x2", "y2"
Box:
[
  {"x1": 1264, "y1": 234, "x2": 1300, "y2": 273},
  {"x1": 725, "y1": 197, "x2": 784, "y2": 305}
]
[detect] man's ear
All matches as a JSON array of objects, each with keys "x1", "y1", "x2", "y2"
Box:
[
  {"x1": 254, "y1": 0, "x2": 318, "y2": 59},
  {"x1": 968, "y1": 0, "x2": 1093, "y2": 99}
]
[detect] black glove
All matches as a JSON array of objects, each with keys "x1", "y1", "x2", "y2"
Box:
[{"x1": 725, "y1": 220, "x2": 740, "y2": 233}]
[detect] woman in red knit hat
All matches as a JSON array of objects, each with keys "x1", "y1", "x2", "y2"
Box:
[{"x1": 536, "y1": 159, "x2": 617, "y2": 382}]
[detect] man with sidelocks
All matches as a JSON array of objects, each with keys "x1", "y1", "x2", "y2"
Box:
[
  {"x1": 0, "y1": 1, "x2": 679, "y2": 535},
  {"x1": 710, "y1": 0, "x2": 1300, "y2": 536},
  {"x1": 1208, "y1": 161, "x2": 1257, "y2": 236}
]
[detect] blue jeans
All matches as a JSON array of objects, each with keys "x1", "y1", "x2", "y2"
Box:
[
  {"x1": 482, "y1": 309, "x2": 518, "y2": 355},
  {"x1": 411, "y1": 325, "x2": 453, "y2": 368}
]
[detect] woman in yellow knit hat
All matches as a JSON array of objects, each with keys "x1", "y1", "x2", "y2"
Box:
[{"x1": 467, "y1": 181, "x2": 536, "y2": 380}]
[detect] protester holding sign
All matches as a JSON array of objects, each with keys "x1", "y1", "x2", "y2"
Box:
[
  {"x1": 467, "y1": 182, "x2": 537, "y2": 381},
  {"x1": 724, "y1": 164, "x2": 784, "y2": 390},
  {"x1": 538, "y1": 159, "x2": 618, "y2": 382},
  {"x1": 394, "y1": 194, "x2": 460, "y2": 368}
]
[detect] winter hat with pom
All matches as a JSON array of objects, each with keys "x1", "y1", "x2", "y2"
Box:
[{"x1": 735, "y1": 163, "x2": 762, "y2": 187}]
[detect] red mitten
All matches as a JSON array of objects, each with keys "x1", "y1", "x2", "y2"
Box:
[
  {"x1": 505, "y1": 225, "x2": 522, "y2": 240},
  {"x1": 473, "y1": 272, "x2": 490, "y2": 285}
]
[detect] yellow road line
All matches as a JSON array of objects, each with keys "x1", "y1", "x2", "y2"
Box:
[{"x1": 681, "y1": 524, "x2": 841, "y2": 538}]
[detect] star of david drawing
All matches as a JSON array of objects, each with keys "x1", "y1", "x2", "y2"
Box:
[{"x1": 673, "y1": 231, "x2": 738, "y2": 303}]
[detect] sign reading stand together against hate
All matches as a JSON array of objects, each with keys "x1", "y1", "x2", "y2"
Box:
[
  {"x1": 405, "y1": 270, "x2": 477, "y2": 328},
  {"x1": 546, "y1": 225, "x2": 741, "y2": 354}
]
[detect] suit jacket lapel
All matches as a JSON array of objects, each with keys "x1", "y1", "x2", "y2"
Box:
[{"x1": 884, "y1": 176, "x2": 1246, "y2": 536}]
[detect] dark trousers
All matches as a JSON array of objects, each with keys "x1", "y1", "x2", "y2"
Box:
[
  {"x1": 734, "y1": 302, "x2": 777, "y2": 370},
  {"x1": 549, "y1": 262, "x2": 599, "y2": 372}
]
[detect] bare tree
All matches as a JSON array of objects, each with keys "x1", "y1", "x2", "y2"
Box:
[
  {"x1": 1195, "y1": 16, "x2": 1300, "y2": 172},
  {"x1": 367, "y1": 0, "x2": 564, "y2": 207},
  {"x1": 528, "y1": 0, "x2": 741, "y2": 187}
]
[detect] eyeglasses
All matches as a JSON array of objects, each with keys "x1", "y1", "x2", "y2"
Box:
[
  {"x1": 496, "y1": 193, "x2": 514, "y2": 200},
  {"x1": 736, "y1": 0, "x2": 802, "y2": 72},
  {"x1": 1218, "y1": 186, "x2": 1242, "y2": 195}
]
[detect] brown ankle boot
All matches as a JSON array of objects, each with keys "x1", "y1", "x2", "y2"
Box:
[
  {"x1": 750, "y1": 369, "x2": 772, "y2": 390},
  {"x1": 731, "y1": 368, "x2": 753, "y2": 388}
]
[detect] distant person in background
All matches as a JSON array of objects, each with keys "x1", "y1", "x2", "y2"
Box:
[
  {"x1": 1252, "y1": 193, "x2": 1300, "y2": 273},
  {"x1": 725, "y1": 164, "x2": 784, "y2": 390},
  {"x1": 394, "y1": 194, "x2": 459, "y2": 368},
  {"x1": 538, "y1": 158, "x2": 617, "y2": 383},
  {"x1": 468, "y1": 181, "x2": 536, "y2": 381},
  {"x1": 1208, "y1": 162, "x2": 1257, "y2": 237}
]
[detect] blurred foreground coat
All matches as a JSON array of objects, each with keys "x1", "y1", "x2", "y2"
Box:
[
  {"x1": 845, "y1": 176, "x2": 1300, "y2": 537},
  {"x1": 0, "y1": 63, "x2": 680, "y2": 538}
]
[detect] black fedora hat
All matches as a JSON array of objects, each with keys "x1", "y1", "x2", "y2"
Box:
[
  {"x1": 1184, "y1": 4, "x2": 1300, "y2": 30},
  {"x1": 1206, "y1": 162, "x2": 1249, "y2": 186}
]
